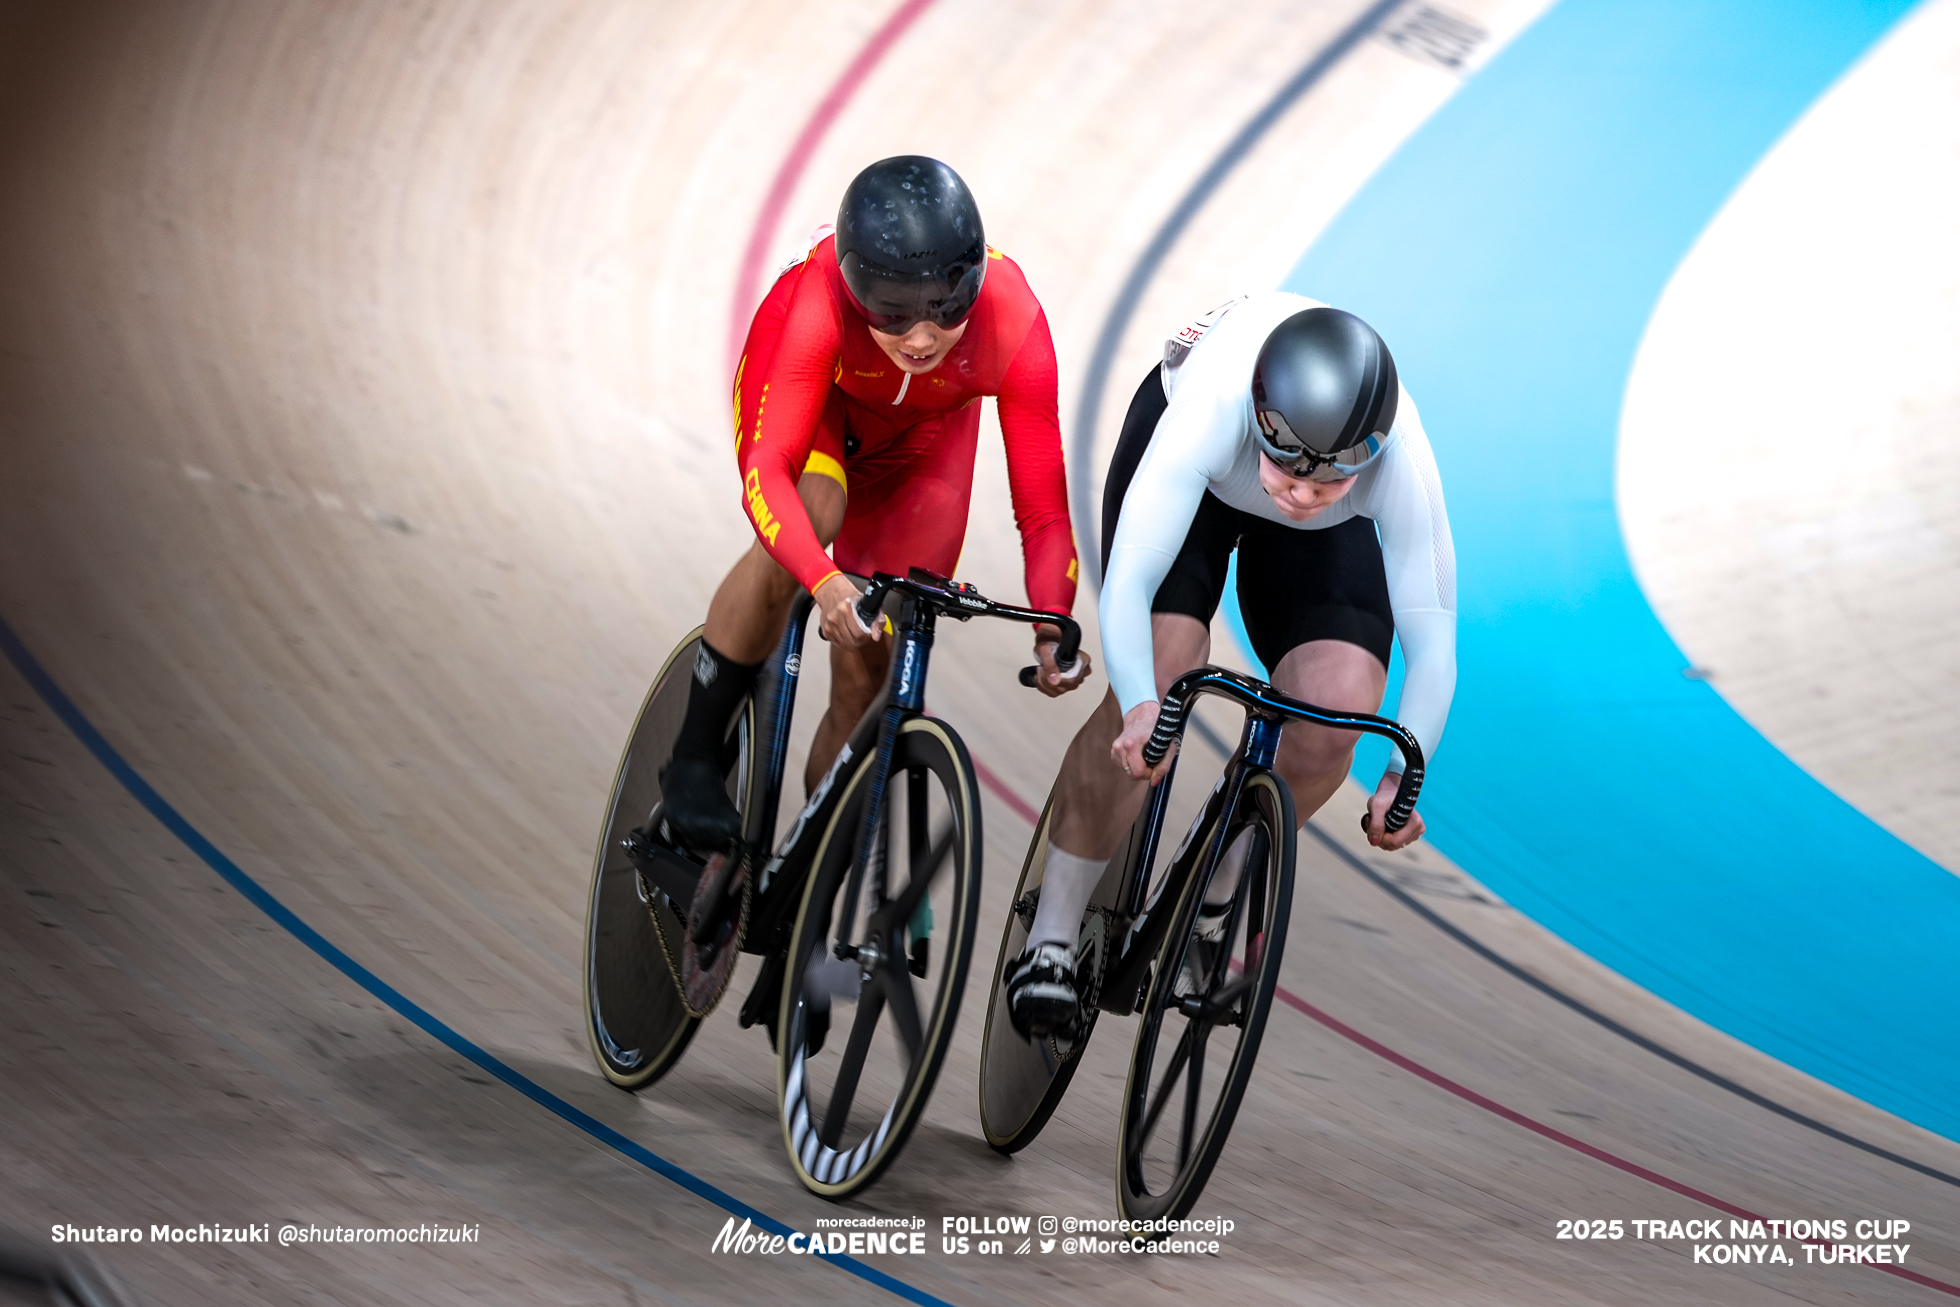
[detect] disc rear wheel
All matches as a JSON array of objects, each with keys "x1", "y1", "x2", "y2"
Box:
[
  {"x1": 977, "y1": 789, "x2": 1136, "y2": 1152},
  {"x1": 583, "y1": 630, "x2": 748, "y2": 1090}
]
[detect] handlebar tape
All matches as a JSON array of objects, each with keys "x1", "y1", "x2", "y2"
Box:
[
  {"x1": 1017, "y1": 656, "x2": 1084, "y2": 689},
  {"x1": 1140, "y1": 695, "x2": 1186, "y2": 767}
]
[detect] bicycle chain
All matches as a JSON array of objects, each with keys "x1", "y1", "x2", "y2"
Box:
[{"x1": 642, "y1": 856, "x2": 751, "y2": 1020}]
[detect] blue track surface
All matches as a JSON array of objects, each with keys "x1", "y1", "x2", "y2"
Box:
[{"x1": 1279, "y1": 0, "x2": 1959, "y2": 1141}]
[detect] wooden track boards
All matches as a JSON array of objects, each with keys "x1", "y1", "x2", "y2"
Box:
[{"x1": 0, "y1": 3, "x2": 1954, "y2": 1303}]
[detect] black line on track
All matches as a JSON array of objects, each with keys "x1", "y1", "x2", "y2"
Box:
[
  {"x1": 1307, "y1": 823, "x2": 1960, "y2": 1190},
  {"x1": 1069, "y1": 0, "x2": 1411, "y2": 584},
  {"x1": 1185, "y1": 719, "x2": 1960, "y2": 1190},
  {"x1": 1086, "y1": 0, "x2": 1960, "y2": 1196}
]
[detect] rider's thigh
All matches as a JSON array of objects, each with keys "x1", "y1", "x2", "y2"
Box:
[
  {"x1": 795, "y1": 388, "x2": 851, "y2": 545},
  {"x1": 1269, "y1": 639, "x2": 1387, "y2": 777},
  {"x1": 829, "y1": 404, "x2": 982, "y2": 582},
  {"x1": 1150, "y1": 613, "x2": 1211, "y2": 697},
  {"x1": 797, "y1": 467, "x2": 847, "y2": 545},
  {"x1": 828, "y1": 636, "x2": 893, "y2": 718}
]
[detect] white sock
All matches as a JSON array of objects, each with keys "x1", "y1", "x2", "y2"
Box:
[{"x1": 1028, "y1": 846, "x2": 1107, "y2": 949}]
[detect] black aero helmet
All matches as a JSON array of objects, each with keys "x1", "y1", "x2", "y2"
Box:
[
  {"x1": 1250, "y1": 308, "x2": 1399, "y2": 480},
  {"x1": 835, "y1": 156, "x2": 986, "y2": 333}
]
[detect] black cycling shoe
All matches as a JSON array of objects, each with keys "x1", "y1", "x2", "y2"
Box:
[
  {"x1": 658, "y1": 756, "x2": 742, "y2": 853},
  {"x1": 1005, "y1": 941, "x2": 1079, "y2": 1039}
]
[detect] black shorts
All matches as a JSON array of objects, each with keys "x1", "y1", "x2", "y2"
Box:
[{"x1": 1100, "y1": 366, "x2": 1394, "y2": 672}]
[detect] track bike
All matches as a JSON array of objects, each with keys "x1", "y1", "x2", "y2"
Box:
[
  {"x1": 977, "y1": 665, "x2": 1422, "y2": 1220},
  {"x1": 583, "y1": 568, "x2": 1079, "y2": 1199}
]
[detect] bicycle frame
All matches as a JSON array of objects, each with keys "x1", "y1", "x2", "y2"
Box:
[
  {"x1": 725, "y1": 569, "x2": 1079, "y2": 1028},
  {"x1": 1090, "y1": 666, "x2": 1425, "y2": 1017}
]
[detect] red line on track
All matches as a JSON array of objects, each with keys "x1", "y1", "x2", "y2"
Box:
[
  {"x1": 985, "y1": 768, "x2": 1957, "y2": 1295},
  {"x1": 724, "y1": 15, "x2": 1957, "y2": 1295},
  {"x1": 728, "y1": 0, "x2": 939, "y2": 376},
  {"x1": 971, "y1": 755, "x2": 1041, "y2": 826},
  {"x1": 1270, "y1": 986, "x2": 1959, "y2": 1296},
  {"x1": 727, "y1": 0, "x2": 1032, "y2": 823}
]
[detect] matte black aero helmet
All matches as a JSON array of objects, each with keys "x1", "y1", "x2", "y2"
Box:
[
  {"x1": 835, "y1": 156, "x2": 986, "y2": 333},
  {"x1": 1250, "y1": 308, "x2": 1399, "y2": 481}
]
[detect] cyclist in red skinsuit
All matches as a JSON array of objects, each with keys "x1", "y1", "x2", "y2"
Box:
[
  {"x1": 661, "y1": 157, "x2": 1089, "y2": 851},
  {"x1": 734, "y1": 233, "x2": 1077, "y2": 615}
]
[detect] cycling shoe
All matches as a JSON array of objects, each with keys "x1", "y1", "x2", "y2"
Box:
[
  {"x1": 658, "y1": 756, "x2": 742, "y2": 852},
  {"x1": 1005, "y1": 941, "x2": 1079, "y2": 1039}
]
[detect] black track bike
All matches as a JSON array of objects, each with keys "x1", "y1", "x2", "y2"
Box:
[
  {"x1": 583, "y1": 568, "x2": 1079, "y2": 1199},
  {"x1": 977, "y1": 666, "x2": 1423, "y2": 1220}
]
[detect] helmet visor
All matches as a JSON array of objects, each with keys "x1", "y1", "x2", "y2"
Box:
[
  {"x1": 1255, "y1": 408, "x2": 1385, "y2": 482},
  {"x1": 838, "y1": 251, "x2": 984, "y2": 333}
]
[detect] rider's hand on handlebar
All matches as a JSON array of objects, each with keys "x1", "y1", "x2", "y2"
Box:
[
  {"x1": 1029, "y1": 623, "x2": 1091, "y2": 698},
  {"x1": 816, "y1": 574, "x2": 883, "y2": 649},
  {"x1": 1111, "y1": 700, "x2": 1176, "y2": 785},
  {"x1": 1362, "y1": 771, "x2": 1424, "y2": 851}
]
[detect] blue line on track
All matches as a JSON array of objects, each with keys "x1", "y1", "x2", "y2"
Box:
[
  {"x1": 0, "y1": 612, "x2": 953, "y2": 1307},
  {"x1": 1283, "y1": 0, "x2": 1960, "y2": 1142}
]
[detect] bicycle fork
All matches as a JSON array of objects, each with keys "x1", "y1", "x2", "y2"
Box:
[
  {"x1": 833, "y1": 599, "x2": 936, "y2": 968},
  {"x1": 1102, "y1": 712, "x2": 1285, "y2": 1016}
]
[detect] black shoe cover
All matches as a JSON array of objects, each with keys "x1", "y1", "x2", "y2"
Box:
[{"x1": 659, "y1": 756, "x2": 742, "y2": 852}]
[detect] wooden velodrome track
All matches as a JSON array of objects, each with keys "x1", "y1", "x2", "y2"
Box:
[{"x1": 1, "y1": 3, "x2": 1955, "y2": 1305}]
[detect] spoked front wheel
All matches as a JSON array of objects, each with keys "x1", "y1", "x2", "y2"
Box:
[
  {"x1": 1116, "y1": 770, "x2": 1294, "y2": 1221},
  {"x1": 778, "y1": 718, "x2": 981, "y2": 1199},
  {"x1": 582, "y1": 629, "x2": 749, "y2": 1090}
]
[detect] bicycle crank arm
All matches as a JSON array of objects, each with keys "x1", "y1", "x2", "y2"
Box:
[{"x1": 620, "y1": 829, "x2": 706, "y2": 907}]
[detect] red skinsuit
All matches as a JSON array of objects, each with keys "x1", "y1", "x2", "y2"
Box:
[{"x1": 732, "y1": 235, "x2": 1078, "y2": 615}]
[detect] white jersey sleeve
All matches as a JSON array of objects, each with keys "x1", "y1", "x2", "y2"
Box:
[
  {"x1": 1099, "y1": 367, "x2": 1241, "y2": 714},
  {"x1": 1348, "y1": 392, "x2": 1457, "y2": 774},
  {"x1": 1098, "y1": 290, "x2": 1458, "y2": 777}
]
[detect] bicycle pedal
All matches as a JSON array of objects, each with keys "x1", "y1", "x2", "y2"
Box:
[
  {"x1": 738, "y1": 952, "x2": 785, "y2": 1031},
  {"x1": 909, "y1": 937, "x2": 929, "y2": 978}
]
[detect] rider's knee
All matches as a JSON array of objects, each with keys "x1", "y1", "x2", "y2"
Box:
[
  {"x1": 1278, "y1": 723, "x2": 1357, "y2": 783},
  {"x1": 732, "y1": 537, "x2": 798, "y2": 597},
  {"x1": 829, "y1": 641, "x2": 890, "y2": 707},
  {"x1": 797, "y1": 470, "x2": 847, "y2": 544}
]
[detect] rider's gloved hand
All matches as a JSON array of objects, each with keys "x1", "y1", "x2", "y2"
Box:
[
  {"x1": 1110, "y1": 699, "x2": 1176, "y2": 785},
  {"x1": 1029, "y1": 623, "x2": 1091, "y2": 698},
  {"x1": 1362, "y1": 771, "x2": 1425, "y2": 851},
  {"x1": 815, "y1": 573, "x2": 883, "y2": 648}
]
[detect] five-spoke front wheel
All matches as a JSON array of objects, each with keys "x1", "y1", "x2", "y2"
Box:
[
  {"x1": 1116, "y1": 770, "x2": 1294, "y2": 1221},
  {"x1": 777, "y1": 717, "x2": 981, "y2": 1200}
]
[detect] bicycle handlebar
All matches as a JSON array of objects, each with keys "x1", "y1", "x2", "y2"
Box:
[
  {"x1": 1142, "y1": 665, "x2": 1425, "y2": 834},
  {"x1": 852, "y1": 569, "x2": 1081, "y2": 689}
]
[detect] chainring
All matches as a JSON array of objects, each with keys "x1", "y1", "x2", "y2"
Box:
[
  {"x1": 643, "y1": 852, "x2": 751, "y2": 1020},
  {"x1": 1047, "y1": 906, "x2": 1111, "y2": 1062}
]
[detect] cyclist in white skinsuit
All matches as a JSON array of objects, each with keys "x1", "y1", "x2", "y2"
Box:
[{"x1": 1005, "y1": 292, "x2": 1459, "y2": 1036}]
